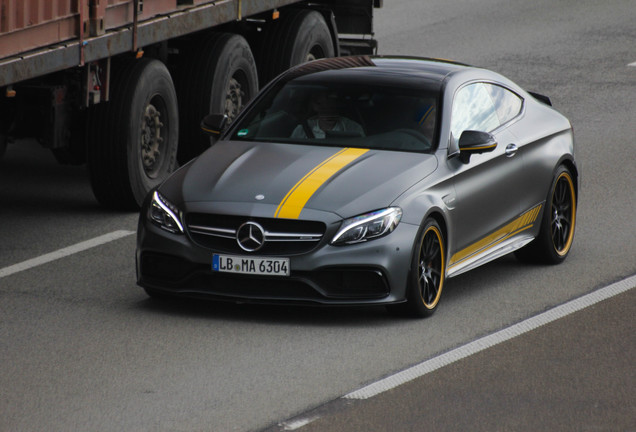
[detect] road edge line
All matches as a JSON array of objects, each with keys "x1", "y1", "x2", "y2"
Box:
[{"x1": 343, "y1": 274, "x2": 636, "y2": 400}]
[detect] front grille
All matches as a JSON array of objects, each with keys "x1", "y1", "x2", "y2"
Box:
[{"x1": 185, "y1": 213, "x2": 326, "y2": 255}]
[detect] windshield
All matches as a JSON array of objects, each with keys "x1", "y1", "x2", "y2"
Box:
[{"x1": 229, "y1": 80, "x2": 439, "y2": 153}]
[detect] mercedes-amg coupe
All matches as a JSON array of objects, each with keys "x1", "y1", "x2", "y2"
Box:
[{"x1": 136, "y1": 56, "x2": 578, "y2": 317}]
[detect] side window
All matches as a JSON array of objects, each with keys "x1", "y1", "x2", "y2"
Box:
[
  {"x1": 451, "y1": 83, "x2": 500, "y2": 139},
  {"x1": 485, "y1": 84, "x2": 523, "y2": 125}
]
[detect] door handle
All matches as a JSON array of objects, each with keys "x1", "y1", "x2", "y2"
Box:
[{"x1": 505, "y1": 143, "x2": 518, "y2": 157}]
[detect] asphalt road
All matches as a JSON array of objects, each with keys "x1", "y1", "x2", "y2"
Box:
[
  {"x1": 269, "y1": 284, "x2": 635, "y2": 432},
  {"x1": 1, "y1": 0, "x2": 635, "y2": 431}
]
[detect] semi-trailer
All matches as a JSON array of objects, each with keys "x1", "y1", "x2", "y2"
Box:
[{"x1": 0, "y1": 0, "x2": 380, "y2": 208}]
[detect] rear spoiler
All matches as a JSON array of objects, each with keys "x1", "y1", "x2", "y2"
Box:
[{"x1": 528, "y1": 91, "x2": 552, "y2": 106}]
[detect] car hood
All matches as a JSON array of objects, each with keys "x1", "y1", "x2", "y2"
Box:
[{"x1": 169, "y1": 140, "x2": 438, "y2": 219}]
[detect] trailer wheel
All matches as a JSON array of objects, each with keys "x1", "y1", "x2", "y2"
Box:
[
  {"x1": 176, "y1": 33, "x2": 258, "y2": 164},
  {"x1": 258, "y1": 9, "x2": 335, "y2": 85},
  {"x1": 87, "y1": 58, "x2": 178, "y2": 210}
]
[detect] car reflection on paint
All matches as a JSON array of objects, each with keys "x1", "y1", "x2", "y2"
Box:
[{"x1": 136, "y1": 56, "x2": 578, "y2": 317}]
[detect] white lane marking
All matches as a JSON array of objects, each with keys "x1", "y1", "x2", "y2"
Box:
[
  {"x1": 344, "y1": 274, "x2": 636, "y2": 400},
  {"x1": 0, "y1": 230, "x2": 135, "y2": 279},
  {"x1": 280, "y1": 416, "x2": 321, "y2": 431},
  {"x1": 628, "y1": 62, "x2": 636, "y2": 67}
]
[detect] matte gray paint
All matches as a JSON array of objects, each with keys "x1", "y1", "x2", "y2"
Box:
[{"x1": 137, "y1": 57, "x2": 576, "y2": 305}]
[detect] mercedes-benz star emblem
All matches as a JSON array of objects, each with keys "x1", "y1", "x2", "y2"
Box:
[{"x1": 236, "y1": 221, "x2": 266, "y2": 252}]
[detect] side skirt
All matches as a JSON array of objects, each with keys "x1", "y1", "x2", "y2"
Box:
[{"x1": 446, "y1": 203, "x2": 543, "y2": 278}]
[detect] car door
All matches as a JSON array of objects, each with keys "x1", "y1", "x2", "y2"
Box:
[{"x1": 448, "y1": 82, "x2": 527, "y2": 259}]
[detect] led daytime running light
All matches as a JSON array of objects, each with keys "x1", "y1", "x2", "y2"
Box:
[{"x1": 151, "y1": 191, "x2": 184, "y2": 233}]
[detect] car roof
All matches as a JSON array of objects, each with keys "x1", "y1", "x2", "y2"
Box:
[{"x1": 277, "y1": 55, "x2": 473, "y2": 90}]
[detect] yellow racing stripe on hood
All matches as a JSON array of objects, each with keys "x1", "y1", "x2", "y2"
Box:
[{"x1": 275, "y1": 147, "x2": 369, "y2": 219}]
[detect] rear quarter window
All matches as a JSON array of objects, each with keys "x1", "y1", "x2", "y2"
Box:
[{"x1": 485, "y1": 84, "x2": 523, "y2": 125}]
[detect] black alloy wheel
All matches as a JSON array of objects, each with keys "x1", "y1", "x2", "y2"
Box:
[
  {"x1": 550, "y1": 169, "x2": 577, "y2": 257},
  {"x1": 390, "y1": 218, "x2": 446, "y2": 318},
  {"x1": 515, "y1": 165, "x2": 577, "y2": 264},
  {"x1": 417, "y1": 221, "x2": 445, "y2": 311}
]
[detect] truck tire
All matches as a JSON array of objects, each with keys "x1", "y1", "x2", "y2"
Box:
[
  {"x1": 258, "y1": 9, "x2": 335, "y2": 85},
  {"x1": 176, "y1": 33, "x2": 258, "y2": 164},
  {"x1": 87, "y1": 58, "x2": 178, "y2": 210}
]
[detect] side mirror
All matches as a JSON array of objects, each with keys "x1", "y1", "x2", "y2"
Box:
[
  {"x1": 458, "y1": 130, "x2": 497, "y2": 163},
  {"x1": 200, "y1": 114, "x2": 228, "y2": 140}
]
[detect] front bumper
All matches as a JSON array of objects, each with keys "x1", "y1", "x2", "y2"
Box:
[{"x1": 136, "y1": 216, "x2": 418, "y2": 306}]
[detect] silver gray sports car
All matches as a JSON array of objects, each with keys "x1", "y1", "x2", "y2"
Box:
[{"x1": 136, "y1": 56, "x2": 578, "y2": 317}]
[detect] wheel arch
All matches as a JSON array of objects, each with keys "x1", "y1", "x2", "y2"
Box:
[
  {"x1": 398, "y1": 189, "x2": 452, "y2": 266},
  {"x1": 424, "y1": 209, "x2": 450, "y2": 270},
  {"x1": 426, "y1": 211, "x2": 448, "y2": 248},
  {"x1": 406, "y1": 206, "x2": 450, "y2": 268},
  {"x1": 559, "y1": 157, "x2": 579, "y2": 200}
]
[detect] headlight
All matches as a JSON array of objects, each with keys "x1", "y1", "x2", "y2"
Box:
[
  {"x1": 331, "y1": 207, "x2": 402, "y2": 245},
  {"x1": 149, "y1": 191, "x2": 184, "y2": 234}
]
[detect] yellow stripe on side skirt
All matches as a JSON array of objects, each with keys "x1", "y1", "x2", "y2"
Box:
[
  {"x1": 275, "y1": 148, "x2": 369, "y2": 219},
  {"x1": 448, "y1": 203, "x2": 543, "y2": 269}
]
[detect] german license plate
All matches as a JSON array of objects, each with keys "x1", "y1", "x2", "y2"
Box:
[{"x1": 212, "y1": 254, "x2": 290, "y2": 276}]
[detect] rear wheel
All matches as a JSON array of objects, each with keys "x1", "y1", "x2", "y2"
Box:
[
  {"x1": 176, "y1": 33, "x2": 258, "y2": 164},
  {"x1": 515, "y1": 165, "x2": 577, "y2": 264},
  {"x1": 390, "y1": 219, "x2": 446, "y2": 318},
  {"x1": 257, "y1": 9, "x2": 335, "y2": 85},
  {"x1": 87, "y1": 58, "x2": 178, "y2": 210}
]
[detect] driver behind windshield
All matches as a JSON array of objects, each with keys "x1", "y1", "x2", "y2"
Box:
[{"x1": 290, "y1": 90, "x2": 364, "y2": 139}]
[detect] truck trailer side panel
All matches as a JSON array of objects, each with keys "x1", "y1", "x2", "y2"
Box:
[{"x1": 0, "y1": 0, "x2": 302, "y2": 86}]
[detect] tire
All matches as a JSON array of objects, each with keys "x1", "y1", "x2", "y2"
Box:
[
  {"x1": 87, "y1": 58, "x2": 178, "y2": 210},
  {"x1": 515, "y1": 165, "x2": 577, "y2": 264},
  {"x1": 257, "y1": 9, "x2": 335, "y2": 85},
  {"x1": 176, "y1": 33, "x2": 258, "y2": 164},
  {"x1": 389, "y1": 219, "x2": 446, "y2": 318}
]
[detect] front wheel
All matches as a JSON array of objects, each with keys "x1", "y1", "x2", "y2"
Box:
[
  {"x1": 390, "y1": 219, "x2": 446, "y2": 318},
  {"x1": 515, "y1": 165, "x2": 577, "y2": 264}
]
